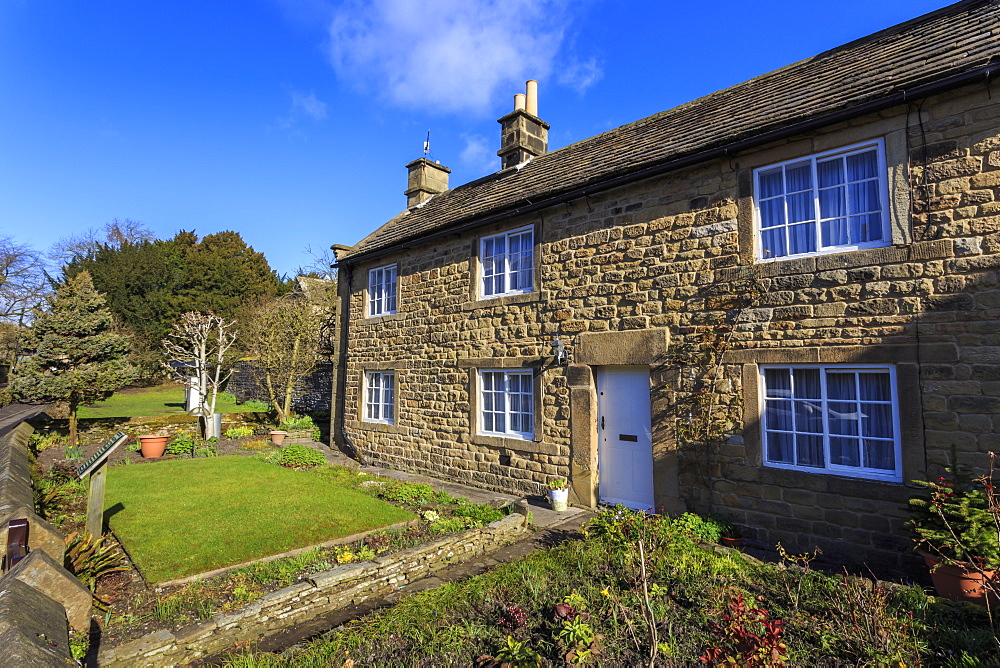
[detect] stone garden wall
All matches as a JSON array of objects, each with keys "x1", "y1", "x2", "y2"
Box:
[
  {"x1": 0, "y1": 422, "x2": 92, "y2": 666},
  {"x1": 229, "y1": 359, "x2": 333, "y2": 413},
  {"x1": 98, "y1": 511, "x2": 528, "y2": 667},
  {"x1": 340, "y1": 81, "x2": 1000, "y2": 574}
]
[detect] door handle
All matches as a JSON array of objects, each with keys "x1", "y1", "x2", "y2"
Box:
[{"x1": 600, "y1": 416, "x2": 605, "y2": 430}]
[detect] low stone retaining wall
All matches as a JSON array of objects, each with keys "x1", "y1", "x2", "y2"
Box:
[
  {"x1": 0, "y1": 422, "x2": 92, "y2": 666},
  {"x1": 99, "y1": 511, "x2": 529, "y2": 667}
]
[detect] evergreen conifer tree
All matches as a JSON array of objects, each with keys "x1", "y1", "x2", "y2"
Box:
[{"x1": 11, "y1": 271, "x2": 137, "y2": 444}]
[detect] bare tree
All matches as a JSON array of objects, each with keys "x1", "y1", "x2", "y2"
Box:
[
  {"x1": 242, "y1": 282, "x2": 333, "y2": 422},
  {"x1": 1, "y1": 236, "x2": 50, "y2": 321},
  {"x1": 49, "y1": 218, "x2": 156, "y2": 266},
  {"x1": 162, "y1": 311, "x2": 237, "y2": 437}
]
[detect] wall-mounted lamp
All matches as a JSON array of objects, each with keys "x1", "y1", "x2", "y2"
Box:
[{"x1": 550, "y1": 338, "x2": 568, "y2": 365}]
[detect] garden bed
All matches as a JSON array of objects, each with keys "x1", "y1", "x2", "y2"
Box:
[
  {"x1": 222, "y1": 506, "x2": 1000, "y2": 667},
  {"x1": 29, "y1": 445, "x2": 518, "y2": 653}
]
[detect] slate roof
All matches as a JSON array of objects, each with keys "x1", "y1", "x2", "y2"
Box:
[{"x1": 341, "y1": 0, "x2": 1000, "y2": 263}]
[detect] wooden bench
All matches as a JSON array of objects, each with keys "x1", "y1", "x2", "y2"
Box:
[{"x1": 3, "y1": 518, "x2": 29, "y2": 571}]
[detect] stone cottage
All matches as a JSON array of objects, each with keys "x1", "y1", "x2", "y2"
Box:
[{"x1": 331, "y1": 0, "x2": 1000, "y2": 572}]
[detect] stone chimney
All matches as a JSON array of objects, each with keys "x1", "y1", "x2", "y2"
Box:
[
  {"x1": 405, "y1": 158, "x2": 451, "y2": 209},
  {"x1": 497, "y1": 79, "x2": 549, "y2": 170}
]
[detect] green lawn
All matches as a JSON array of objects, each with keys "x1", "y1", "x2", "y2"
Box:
[
  {"x1": 107, "y1": 457, "x2": 415, "y2": 584},
  {"x1": 79, "y1": 383, "x2": 263, "y2": 418}
]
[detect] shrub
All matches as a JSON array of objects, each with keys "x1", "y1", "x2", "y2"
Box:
[
  {"x1": 278, "y1": 414, "x2": 322, "y2": 440},
  {"x1": 277, "y1": 444, "x2": 326, "y2": 469},
  {"x1": 672, "y1": 512, "x2": 729, "y2": 543},
  {"x1": 165, "y1": 434, "x2": 197, "y2": 456},
  {"x1": 279, "y1": 414, "x2": 316, "y2": 431},
  {"x1": 907, "y1": 464, "x2": 1000, "y2": 568},
  {"x1": 224, "y1": 425, "x2": 254, "y2": 439},
  {"x1": 428, "y1": 517, "x2": 469, "y2": 534},
  {"x1": 374, "y1": 481, "x2": 438, "y2": 506},
  {"x1": 453, "y1": 502, "x2": 510, "y2": 527},
  {"x1": 195, "y1": 444, "x2": 218, "y2": 457}
]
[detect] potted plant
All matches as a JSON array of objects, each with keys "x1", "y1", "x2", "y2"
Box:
[
  {"x1": 137, "y1": 431, "x2": 169, "y2": 458},
  {"x1": 548, "y1": 478, "x2": 570, "y2": 511},
  {"x1": 907, "y1": 462, "x2": 1000, "y2": 605},
  {"x1": 714, "y1": 516, "x2": 743, "y2": 548}
]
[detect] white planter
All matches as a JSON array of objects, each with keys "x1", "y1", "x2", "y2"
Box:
[{"x1": 548, "y1": 487, "x2": 569, "y2": 511}]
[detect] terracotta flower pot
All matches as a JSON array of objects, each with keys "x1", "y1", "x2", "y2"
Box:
[
  {"x1": 270, "y1": 430, "x2": 287, "y2": 446},
  {"x1": 720, "y1": 536, "x2": 744, "y2": 549},
  {"x1": 920, "y1": 551, "x2": 997, "y2": 605},
  {"x1": 138, "y1": 435, "x2": 169, "y2": 459}
]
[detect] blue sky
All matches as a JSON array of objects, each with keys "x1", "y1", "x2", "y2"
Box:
[{"x1": 0, "y1": 0, "x2": 947, "y2": 277}]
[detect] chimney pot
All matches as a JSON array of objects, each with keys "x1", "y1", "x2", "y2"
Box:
[
  {"x1": 497, "y1": 79, "x2": 549, "y2": 171},
  {"x1": 525, "y1": 80, "x2": 538, "y2": 117}
]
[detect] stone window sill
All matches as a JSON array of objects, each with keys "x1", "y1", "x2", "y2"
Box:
[
  {"x1": 462, "y1": 291, "x2": 543, "y2": 311},
  {"x1": 472, "y1": 433, "x2": 555, "y2": 455},
  {"x1": 356, "y1": 420, "x2": 407, "y2": 435},
  {"x1": 363, "y1": 312, "x2": 405, "y2": 323}
]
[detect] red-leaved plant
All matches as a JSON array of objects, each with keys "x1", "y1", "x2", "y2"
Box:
[{"x1": 700, "y1": 593, "x2": 787, "y2": 667}]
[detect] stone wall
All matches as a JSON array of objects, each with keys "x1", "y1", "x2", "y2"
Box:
[
  {"x1": 98, "y1": 512, "x2": 528, "y2": 667},
  {"x1": 0, "y1": 422, "x2": 92, "y2": 665},
  {"x1": 340, "y1": 80, "x2": 1000, "y2": 574},
  {"x1": 229, "y1": 359, "x2": 333, "y2": 413}
]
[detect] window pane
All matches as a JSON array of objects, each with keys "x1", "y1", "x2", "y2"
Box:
[
  {"x1": 829, "y1": 402, "x2": 859, "y2": 435},
  {"x1": 761, "y1": 227, "x2": 786, "y2": 259},
  {"x1": 787, "y1": 192, "x2": 814, "y2": 223},
  {"x1": 766, "y1": 400, "x2": 793, "y2": 431},
  {"x1": 767, "y1": 431, "x2": 794, "y2": 464},
  {"x1": 764, "y1": 369, "x2": 791, "y2": 397},
  {"x1": 848, "y1": 180, "x2": 880, "y2": 215},
  {"x1": 819, "y1": 186, "x2": 846, "y2": 219},
  {"x1": 847, "y1": 150, "x2": 878, "y2": 181},
  {"x1": 788, "y1": 223, "x2": 816, "y2": 255},
  {"x1": 785, "y1": 162, "x2": 812, "y2": 192},
  {"x1": 796, "y1": 434, "x2": 824, "y2": 467},
  {"x1": 794, "y1": 401, "x2": 823, "y2": 434},
  {"x1": 826, "y1": 373, "x2": 856, "y2": 400},
  {"x1": 859, "y1": 373, "x2": 891, "y2": 401},
  {"x1": 760, "y1": 199, "x2": 785, "y2": 228},
  {"x1": 817, "y1": 158, "x2": 844, "y2": 187},
  {"x1": 831, "y1": 437, "x2": 860, "y2": 467},
  {"x1": 864, "y1": 439, "x2": 895, "y2": 470},
  {"x1": 821, "y1": 218, "x2": 848, "y2": 247},
  {"x1": 850, "y1": 213, "x2": 882, "y2": 243},
  {"x1": 759, "y1": 168, "x2": 784, "y2": 198},
  {"x1": 793, "y1": 369, "x2": 821, "y2": 399},
  {"x1": 862, "y1": 403, "x2": 893, "y2": 439}
]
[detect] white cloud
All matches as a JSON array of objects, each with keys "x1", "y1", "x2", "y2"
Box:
[
  {"x1": 273, "y1": 90, "x2": 328, "y2": 133},
  {"x1": 326, "y1": 0, "x2": 575, "y2": 115},
  {"x1": 459, "y1": 133, "x2": 497, "y2": 174},
  {"x1": 558, "y1": 57, "x2": 602, "y2": 94},
  {"x1": 291, "y1": 91, "x2": 328, "y2": 120}
]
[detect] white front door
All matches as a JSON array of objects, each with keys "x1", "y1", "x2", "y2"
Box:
[{"x1": 596, "y1": 367, "x2": 655, "y2": 511}]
